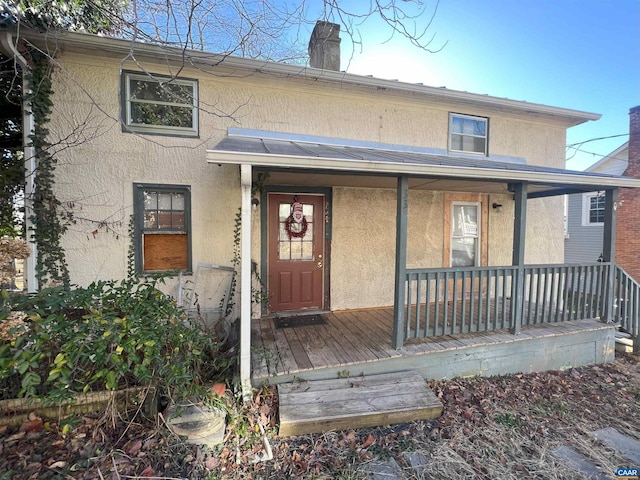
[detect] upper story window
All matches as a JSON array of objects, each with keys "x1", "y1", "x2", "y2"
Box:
[
  {"x1": 582, "y1": 191, "x2": 605, "y2": 226},
  {"x1": 123, "y1": 72, "x2": 198, "y2": 137},
  {"x1": 449, "y1": 113, "x2": 488, "y2": 155}
]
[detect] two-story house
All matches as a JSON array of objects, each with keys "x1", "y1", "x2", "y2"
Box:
[{"x1": 3, "y1": 23, "x2": 639, "y2": 393}]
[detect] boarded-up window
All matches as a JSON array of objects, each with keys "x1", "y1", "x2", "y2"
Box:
[
  {"x1": 143, "y1": 234, "x2": 189, "y2": 270},
  {"x1": 135, "y1": 184, "x2": 191, "y2": 273}
]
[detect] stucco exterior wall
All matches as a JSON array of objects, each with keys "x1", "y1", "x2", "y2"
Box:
[
  {"x1": 331, "y1": 188, "x2": 444, "y2": 310},
  {"x1": 47, "y1": 51, "x2": 567, "y2": 309}
]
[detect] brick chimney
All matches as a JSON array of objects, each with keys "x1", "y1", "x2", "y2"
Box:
[
  {"x1": 308, "y1": 21, "x2": 341, "y2": 71},
  {"x1": 616, "y1": 105, "x2": 640, "y2": 279}
]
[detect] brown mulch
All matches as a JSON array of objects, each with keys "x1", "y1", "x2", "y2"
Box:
[{"x1": 1, "y1": 352, "x2": 639, "y2": 479}]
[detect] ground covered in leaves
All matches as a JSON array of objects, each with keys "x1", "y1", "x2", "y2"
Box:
[{"x1": 1, "y1": 353, "x2": 639, "y2": 479}]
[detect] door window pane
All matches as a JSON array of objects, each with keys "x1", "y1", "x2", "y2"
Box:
[
  {"x1": 279, "y1": 204, "x2": 289, "y2": 221},
  {"x1": 290, "y1": 241, "x2": 303, "y2": 260},
  {"x1": 279, "y1": 242, "x2": 291, "y2": 260},
  {"x1": 277, "y1": 201, "x2": 314, "y2": 261},
  {"x1": 301, "y1": 241, "x2": 314, "y2": 260}
]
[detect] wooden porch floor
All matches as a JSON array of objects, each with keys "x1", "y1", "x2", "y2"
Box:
[{"x1": 251, "y1": 308, "x2": 614, "y2": 385}]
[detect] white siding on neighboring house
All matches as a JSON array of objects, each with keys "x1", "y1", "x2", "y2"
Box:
[
  {"x1": 565, "y1": 143, "x2": 628, "y2": 263},
  {"x1": 565, "y1": 193, "x2": 604, "y2": 263}
]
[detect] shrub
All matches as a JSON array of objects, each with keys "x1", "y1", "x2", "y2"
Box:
[{"x1": 0, "y1": 277, "x2": 229, "y2": 403}]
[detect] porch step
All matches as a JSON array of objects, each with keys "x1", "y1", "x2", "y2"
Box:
[
  {"x1": 277, "y1": 370, "x2": 442, "y2": 436},
  {"x1": 616, "y1": 331, "x2": 635, "y2": 353}
]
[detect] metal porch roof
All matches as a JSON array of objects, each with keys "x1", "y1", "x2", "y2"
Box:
[{"x1": 206, "y1": 133, "x2": 640, "y2": 196}]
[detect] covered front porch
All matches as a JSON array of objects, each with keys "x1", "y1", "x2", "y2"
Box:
[{"x1": 206, "y1": 130, "x2": 640, "y2": 395}]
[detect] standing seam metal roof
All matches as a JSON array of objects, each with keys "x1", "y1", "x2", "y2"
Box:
[{"x1": 212, "y1": 135, "x2": 623, "y2": 179}]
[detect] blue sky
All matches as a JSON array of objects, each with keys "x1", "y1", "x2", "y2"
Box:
[{"x1": 333, "y1": 0, "x2": 639, "y2": 171}]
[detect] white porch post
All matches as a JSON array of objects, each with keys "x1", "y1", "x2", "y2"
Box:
[
  {"x1": 0, "y1": 32, "x2": 38, "y2": 292},
  {"x1": 22, "y1": 71, "x2": 37, "y2": 293},
  {"x1": 239, "y1": 164, "x2": 252, "y2": 400}
]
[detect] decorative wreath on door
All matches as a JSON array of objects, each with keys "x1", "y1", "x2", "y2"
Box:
[{"x1": 285, "y1": 199, "x2": 308, "y2": 239}]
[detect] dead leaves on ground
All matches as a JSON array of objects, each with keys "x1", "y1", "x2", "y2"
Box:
[{"x1": 1, "y1": 355, "x2": 639, "y2": 479}]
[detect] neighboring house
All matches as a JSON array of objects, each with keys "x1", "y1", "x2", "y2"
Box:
[
  {"x1": 3, "y1": 23, "x2": 639, "y2": 394},
  {"x1": 616, "y1": 107, "x2": 640, "y2": 282},
  {"x1": 565, "y1": 142, "x2": 629, "y2": 264}
]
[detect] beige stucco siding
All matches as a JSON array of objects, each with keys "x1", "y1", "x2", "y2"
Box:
[
  {"x1": 331, "y1": 188, "x2": 445, "y2": 310},
  {"x1": 49, "y1": 55, "x2": 240, "y2": 288},
  {"x1": 48, "y1": 52, "x2": 566, "y2": 309}
]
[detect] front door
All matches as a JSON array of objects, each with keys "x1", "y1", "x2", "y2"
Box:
[{"x1": 268, "y1": 193, "x2": 325, "y2": 312}]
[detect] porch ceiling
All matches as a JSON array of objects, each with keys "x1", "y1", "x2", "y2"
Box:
[
  {"x1": 251, "y1": 170, "x2": 512, "y2": 194},
  {"x1": 206, "y1": 132, "x2": 640, "y2": 197}
]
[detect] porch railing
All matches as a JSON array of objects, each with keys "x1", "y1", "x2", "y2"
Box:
[
  {"x1": 613, "y1": 265, "x2": 640, "y2": 338},
  {"x1": 404, "y1": 263, "x2": 611, "y2": 340},
  {"x1": 522, "y1": 263, "x2": 609, "y2": 325}
]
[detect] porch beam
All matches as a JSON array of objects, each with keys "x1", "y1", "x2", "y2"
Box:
[
  {"x1": 527, "y1": 187, "x2": 604, "y2": 199},
  {"x1": 240, "y1": 164, "x2": 253, "y2": 401},
  {"x1": 208, "y1": 151, "x2": 640, "y2": 190},
  {"x1": 392, "y1": 175, "x2": 409, "y2": 349},
  {"x1": 511, "y1": 182, "x2": 528, "y2": 334},
  {"x1": 603, "y1": 188, "x2": 618, "y2": 322}
]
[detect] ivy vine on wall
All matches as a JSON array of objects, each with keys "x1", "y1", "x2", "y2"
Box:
[{"x1": 27, "y1": 56, "x2": 72, "y2": 286}]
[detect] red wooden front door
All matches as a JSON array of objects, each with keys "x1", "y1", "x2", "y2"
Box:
[{"x1": 268, "y1": 193, "x2": 325, "y2": 312}]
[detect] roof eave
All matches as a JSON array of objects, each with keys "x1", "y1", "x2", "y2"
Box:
[
  {"x1": 206, "y1": 149, "x2": 640, "y2": 190},
  {"x1": 585, "y1": 141, "x2": 629, "y2": 172},
  {"x1": 11, "y1": 28, "x2": 601, "y2": 126}
]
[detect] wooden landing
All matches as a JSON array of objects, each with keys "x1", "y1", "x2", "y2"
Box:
[{"x1": 277, "y1": 370, "x2": 442, "y2": 436}]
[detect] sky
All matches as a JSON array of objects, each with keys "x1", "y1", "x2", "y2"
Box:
[{"x1": 329, "y1": 0, "x2": 639, "y2": 171}]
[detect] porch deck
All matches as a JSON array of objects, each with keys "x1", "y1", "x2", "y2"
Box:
[{"x1": 251, "y1": 308, "x2": 615, "y2": 386}]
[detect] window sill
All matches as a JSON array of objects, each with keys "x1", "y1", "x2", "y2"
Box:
[
  {"x1": 140, "y1": 270, "x2": 193, "y2": 277},
  {"x1": 123, "y1": 125, "x2": 199, "y2": 139}
]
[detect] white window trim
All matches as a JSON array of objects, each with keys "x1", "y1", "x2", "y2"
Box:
[
  {"x1": 581, "y1": 191, "x2": 604, "y2": 227},
  {"x1": 450, "y1": 201, "x2": 481, "y2": 267},
  {"x1": 448, "y1": 113, "x2": 488, "y2": 156},
  {"x1": 124, "y1": 72, "x2": 199, "y2": 137}
]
